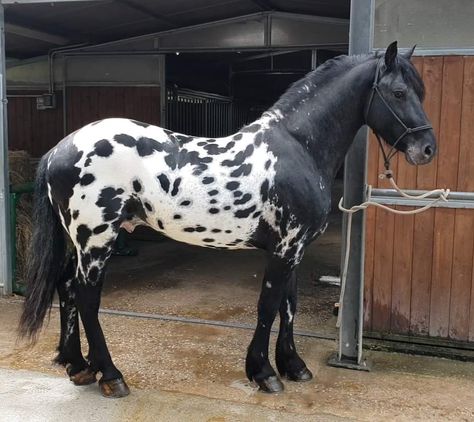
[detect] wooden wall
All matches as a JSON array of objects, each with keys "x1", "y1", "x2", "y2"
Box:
[
  {"x1": 7, "y1": 86, "x2": 160, "y2": 158},
  {"x1": 66, "y1": 86, "x2": 160, "y2": 133},
  {"x1": 8, "y1": 91, "x2": 63, "y2": 157},
  {"x1": 364, "y1": 56, "x2": 474, "y2": 342}
]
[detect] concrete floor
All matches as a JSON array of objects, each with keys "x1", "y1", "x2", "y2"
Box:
[{"x1": 2, "y1": 296, "x2": 474, "y2": 420}]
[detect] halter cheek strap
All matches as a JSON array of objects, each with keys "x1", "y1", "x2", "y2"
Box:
[{"x1": 365, "y1": 59, "x2": 432, "y2": 171}]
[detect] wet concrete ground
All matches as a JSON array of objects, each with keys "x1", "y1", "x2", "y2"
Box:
[
  {"x1": 1, "y1": 299, "x2": 474, "y2": 421},
  {"x1": 2, "y1": 206, "x2": 474, "y2": 420}
]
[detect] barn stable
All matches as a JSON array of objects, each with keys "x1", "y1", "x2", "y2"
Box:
[{"x1": 1, "y1": 0, "x2": 474, "y2": 419}]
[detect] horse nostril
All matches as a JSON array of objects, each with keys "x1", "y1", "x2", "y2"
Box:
[{"x1": 424, "y1": 145, "x2": 433, "y2": 157}]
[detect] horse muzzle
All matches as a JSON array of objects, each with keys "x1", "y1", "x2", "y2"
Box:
[{"x1": 405, "y1": 136, "x2": 436, "y2": 165}]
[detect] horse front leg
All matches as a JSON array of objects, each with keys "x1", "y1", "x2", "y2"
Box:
[
  {"x1": 246, "y1": 255, "x2": 294, "y2": 393},
  {"x1": 75, "y1": 249, "x2": 130, "y2": 398},
  {"x1": 275, "y1": 270, "x2": 313, "y2": 382}
]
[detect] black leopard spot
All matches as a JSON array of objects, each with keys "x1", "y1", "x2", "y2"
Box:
[
  {"x1": 80, "y1": 173, "x2": 95, "y2": 186},
  {"x1": 260, "y1": 179, "x2": 270, "y2": 202},
  {"x1": 234, "y1": 205, "x2": 256, "y2": 218},
  {"x1": 95, "y1": 187, "x2": 123, "y2": 222},
  {"x1": 209, "y1": 208, "x2": 220, "y2": 214},
  {"x1": 202, "y1": 177, "x2": 214, "y2": 185},
  {"x1": 131, "y1": 119, "x2": 149, "y2": 128},
  {"x1": 94, "y1": 139, "x2": 114, "y2": 157},
  {"x1": 171, "y1": 178, "x2": 181, "y2": 196},
  {"x1": 208, "y1": 190, "x2": 219, "y2": 196},
  {"x1": 114, "y1": 134, "x2": 136, "y2": 147},
  {"x1": 241, "y1": 123, "x2": 260, "y2": 133},
  {"x1": 157, "y1": 174, "x2": 170, "y2": 193},
  {"x1": 230, "y1": 163, "x2": 252, "y2": 177},
  {"x1": 226, "y1": 181, "x2": 240, "y2": 191},
  {"x1": 133, "y1": 179, "x2": 142, "y2": 192},
  {"x1": 76, "y1": 224, "x2": 92, "y2": 249},
  {"x1": 93, "y1": 224, "x2": 108, "y2": 235},
  {"x1": 234, "y1": 193, "x2": 252, "y2": 205},
  {"x1": 136, "y1": 137, "x2": 163, "y2": 156}
]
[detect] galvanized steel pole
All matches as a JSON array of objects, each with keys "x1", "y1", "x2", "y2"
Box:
[
  {"x1": 328, "y1": 0, "x2": 374, "y2": 370},
  {"x1": 0, "y1": 4, "x2": 12, "y2": 296}
]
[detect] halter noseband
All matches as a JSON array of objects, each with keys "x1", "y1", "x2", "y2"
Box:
[{"x1": 365, "y1": 59, "x2": 432, "y2": 171}]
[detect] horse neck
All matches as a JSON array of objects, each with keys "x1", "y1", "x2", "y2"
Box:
[{"x1": 274, "y1": 57, "x2": 376, "y2": 180}]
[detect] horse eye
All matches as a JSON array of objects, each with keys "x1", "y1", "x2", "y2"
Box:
[{"x1": 393, "y1": 90, "x2": 405, "y2": 99}]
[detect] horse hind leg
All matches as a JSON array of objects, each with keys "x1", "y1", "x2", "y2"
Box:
[
  {"x1": 74, "y1": 230, "x2": 130, "y2": 398},
  {"x1": 55, "y1": 255, "x2": 96, "y2": 385},
  {"x1": 275, "y1": 270, "x2": 312, "y2": 382}
]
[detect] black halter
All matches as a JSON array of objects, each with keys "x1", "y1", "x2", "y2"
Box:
[{"x1": 365, "y1": 59, "x2": 432, "y2": 171}]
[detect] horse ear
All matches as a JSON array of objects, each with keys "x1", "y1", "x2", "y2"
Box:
[
  {"x1": 403, "y1": 45, "x2": 416, "y2": 61},
  {"x1": 384, "y1": 41, "x2": 398, "y2": 70}
]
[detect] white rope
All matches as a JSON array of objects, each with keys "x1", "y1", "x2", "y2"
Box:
[{"x1": 336, "y1": 170, "x2": 450, "y2": 328}]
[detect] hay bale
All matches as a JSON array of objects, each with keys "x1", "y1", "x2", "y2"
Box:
[
  {"x1": 9, "y1": 150, "x2": 35, "y2": 287},
  {"x1": 9, "y1": 150, "x2": 34, "y2": 186}
]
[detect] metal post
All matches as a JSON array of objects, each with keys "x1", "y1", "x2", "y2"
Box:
[
  {"x1": 328, "y1": 0, "x2": 374, "y2": 371},
  {"x1": 157, "y1": 55, "x2": 166, "y2": 126},
  {"x1": 0, "y1": 5, "x2": 12, "y2": 296},
  {"x1": 311, "y1": 49, "x2": 318, "y2": 70}
]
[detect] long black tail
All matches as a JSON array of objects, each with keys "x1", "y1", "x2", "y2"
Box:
[{"x1": 18, "y1": 153, "x2": 67, "y2": 341}]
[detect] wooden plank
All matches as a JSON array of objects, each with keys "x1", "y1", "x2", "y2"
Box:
[
  {"x1": 371, "y1": 207, "x2": 395, "y2": 332},
  {"x1": 450, "y1": 57, "x2": 474, "y2": 341},
  {"x1": 450, "y1": 210, "x2": 474, "y2": 341},
  {"x1": 410, "y1": 57, "x2": 443, "y2": 335},
  {"x1": 417, "y1": 57, "x2": 442, "y2": 190},
  {"x1": 364, "y1": 132, "x2": 380, "y2": 331},
  {"x1": 391, "y1": 206, "x2": 414, "y2": 333},
  {"x1": 410, "y1": 209, "x2": 435, "y2": 335},
  {"x1": 429, "y1": 56, "x2": 464, "y2": 338},
  {"x1": 364, "y1": 206, "x2": 376, "y2": 330}
]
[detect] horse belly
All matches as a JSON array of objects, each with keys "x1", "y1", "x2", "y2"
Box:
[{"x1": 144, "y1": 171, "x2": 262, "y2": 249}]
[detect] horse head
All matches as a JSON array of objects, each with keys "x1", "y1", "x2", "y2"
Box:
[{"x1": 365, "y1": 41, "x2": 436, "y2": 166}]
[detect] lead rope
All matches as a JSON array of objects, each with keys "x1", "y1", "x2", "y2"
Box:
[{"x1": 336, "y1": 169, "x2": 450, "y2": 330}]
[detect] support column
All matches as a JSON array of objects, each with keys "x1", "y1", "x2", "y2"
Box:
[
  {"x1": 0, "y1": 5, "x2": 12, "y2": 296},
  {"x1": 328, "y1": 0, "x2": 373, "y2": 370}
]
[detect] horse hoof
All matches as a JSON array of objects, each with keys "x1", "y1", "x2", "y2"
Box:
[
  {"x1": 68, "y1": 366, "x2": 97, "y2": 386},
  {"x1": 99, "y1": 378, "x2": 130, "y2": 398},
  {"x1": 285, "y1": 367, "x2": 313, "y2": 382},
  {"x1": 255, "y1": 375, "x2": 284, "y2": 393}
]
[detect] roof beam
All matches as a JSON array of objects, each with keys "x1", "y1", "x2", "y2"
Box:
[
  {"x1": 249, "y1": 0, "x2": 276, "y2": 11},
  {"x1": 5, "y1": 23, "x2": 70, "y2": 45},
  {"x1": 2, "y1": 0, "x2": 104, "y2": 3},
  {"x1": 117, "y1": 0, "x2": 177, "y2": 28}
]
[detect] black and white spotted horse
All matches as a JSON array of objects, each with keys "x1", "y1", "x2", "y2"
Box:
[{"x1": 19, "y1": 42, "x2": 436, "y2": 397}]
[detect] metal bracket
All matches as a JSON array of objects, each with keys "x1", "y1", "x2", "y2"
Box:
[{"x1": 327, "y1": 352, "x2": 371, "y2": 372}]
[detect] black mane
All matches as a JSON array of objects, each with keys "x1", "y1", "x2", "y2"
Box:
[
  {"x1": 269, "y1": 52, "x2": 425, "y2": 115},
  {"x1": 269, "y1": 53, "x2": 368, "y2": 114}
]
